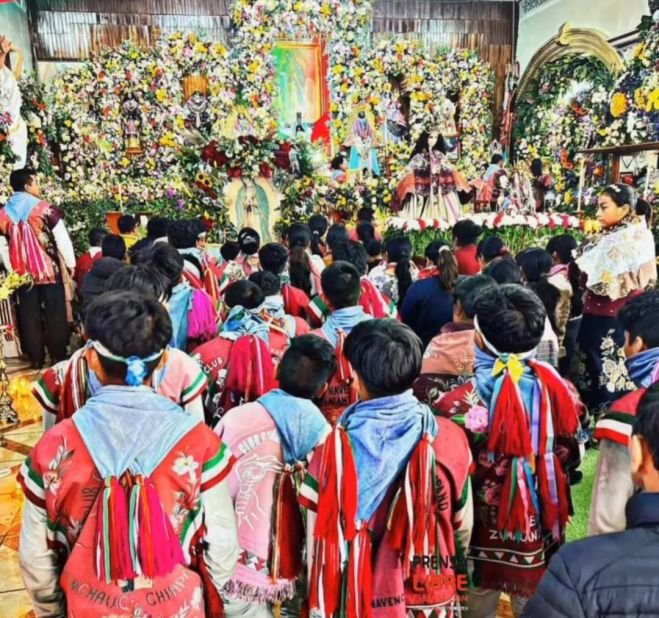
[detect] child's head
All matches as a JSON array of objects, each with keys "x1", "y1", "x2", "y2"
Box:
[
  {"x1": 168, "y1": 220, "x2": 198, "y2": 250},
  {"x1": 89, "y1": 227, "x2": 108, "y2": 248},
  {"x1": 452, "y1": 219, "x2": 482, "y2": 247},
  {"x1": 484, "y1": 257, "x2": 523, "y2": 285},
  {"x1": 225, "y1": 280, "x2": 264, "y2": 310},
  {"x1": 365, "y1": 238, "x2": 382, "y2": 259},
  {"x1": 85, "y1": 291, "x2": 172, "y2": 385},
  {"x1": 258, "y1": 243, "x2": 288, "y2": 275},
  {"x1": 327, "y1": 223, "x2": 350, "y2": 252},
  {"x1": 220, "y1": 240, "x2": 241, "y2": 262},
  {"x1": 146, "y1": 216, "x2": 171, "y2": 240},
  {"x1": 546, "y1": 234, "x2": 577, "y2": 265},
  {"x1": 104, "y1": 265, "x2": 171, "y2": 302},
  {"x1": 516, "y1": 247, "x2": 552, "y2": 283},
  {"x1": 345, "y1": 319, "x2": 423, "y2": 399},
  {"x1": 357, "y1": 207, "x2": 375, "y2": 223},
  {"x1": 143, "y1": 242, "x2": 184, "y2": 294},
  {"x1": 491, "y1": 154, "x2": 504, "y2": 167},
  {"x1": 118, "y1": 214, "x2": 137, "y2": 234},
  {"x1": 619, "y1": 291, "x2": 659, "y2": 358},
  {"x1": 102, "y1": 234, "x2": 127, "y2": 261},
  {"x1": 10, "y1": 167, "x2": 40, "y2": 196},
  {"x1": 330, "y1": 240, "x2": 368, "y2": 276},
  {"x1": 474, "y1": 284, "x2": 546, "y2": 355},
  {"x1": 598, "y1": 184, "x2": 635, "y2": 228},
  {"x1": 249, "y1": 270, "x2": 281, "y2": 297},
  {"x1": 287, "y1": 222, "x2": 312, "y2": 249},
  {"x1": 309, "y1": 214, "x2": 329, "y2": 239},
  {"x1": 356, "y1": 222, "x2": 375, "y2": 245},
  {"x1": 632, "y1": 384, "x2": 659, "y2": 489},
  {"x1": 321, "y1": 261, "x2": 362, "y2": 310},
  {"x1": 453, "y1": 274, "x2": 496, "y2": 322},
  {"x1": 238, "y1": 227, "x2": 261, "y2": 256},
  {"x1": 477, "y1": 236, "x2": 507, "y2": 266},
  {"x1": 277, "y1": 335, "x2": 337, "y2": 399}
]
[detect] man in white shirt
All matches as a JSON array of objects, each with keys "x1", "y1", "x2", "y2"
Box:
[{"x1": 0, "y1": 168, "x2": 75, "y2": 368}]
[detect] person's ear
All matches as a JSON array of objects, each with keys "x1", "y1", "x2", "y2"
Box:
[
  {"x1": 314, "y1": 383, "x2": 329, "y2": 400},
  {"x1": 631, "y1": 435, "x2": 644, "y2": 477}
]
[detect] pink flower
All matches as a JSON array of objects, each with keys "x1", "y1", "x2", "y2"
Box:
[{"x1": 465, "y1": 405, "x2": 489, "y2": 433}]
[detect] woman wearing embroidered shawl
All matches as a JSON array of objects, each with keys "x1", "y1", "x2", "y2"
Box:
[
  {"x1": 18, "y1": 291, "x2": 239, "y2": 617},
  {"x1": 434, "y1": 286, "x2": 581, "y2": 616},
  {"x1": 300, "y1": 320, "x2": 473, "y2": 618},
  {"x1": 574, "y1": 184, "x2": 656, "y2": 414}
]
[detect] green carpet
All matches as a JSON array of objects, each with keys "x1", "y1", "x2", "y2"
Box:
[{"x1": 566, "y1": 449, "x2": 598, "y2": 542}]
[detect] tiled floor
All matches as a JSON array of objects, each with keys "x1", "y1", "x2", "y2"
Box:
[
  {"x1": 0, "y1": 364, "x2": 514, "y2": 618},
  {"x1": 0, "y1": 362, "x2": 41, "y2": 618}
]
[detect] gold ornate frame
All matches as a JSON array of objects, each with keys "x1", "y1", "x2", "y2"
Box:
[{"x1": 517, "y1": 23, "x2": 624, "y2": 99}]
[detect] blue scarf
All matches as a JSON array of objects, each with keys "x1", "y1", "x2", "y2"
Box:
[
  {"x1": 5, "y1": 192, "x2": 40, "y2": 224},
  {"x1": 626, "y1": 348, "x2": 659, "y2": 388},
  {"x1": 259, "y1": 388, "x2": 330, "y2": 464},
  {"x1": 73, "y1": 386, "x2": 199, "y2": 477},
  {"x1": 263, "y1": 295, "x2": 296, "y2": 336},
  {"x1": 321, "y1": 306, "x2": 371, "y2": 347},
  {"x1": 168, "y1": 282, "x2": 193, "y2": 350},
  {"x1": 340, "y1": 389, "x2": 438, "y2": 521},
  {"x1": 220, "y1": 304, "x2": 270, "y2": 343}
]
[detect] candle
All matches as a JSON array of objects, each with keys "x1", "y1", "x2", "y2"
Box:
[
  {"x1": 577, "y1": 157, "x2": 586, "y2": 212},
  {"x1": 644, "y1": 150, "x2": 654, "y2": 200}
]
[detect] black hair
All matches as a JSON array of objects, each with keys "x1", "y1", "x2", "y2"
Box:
[
  {"x1": 104, "y1": 264, "x2": 171, "y2": 301},
  {"x1": 331, "y1": 241, "x2": 368, "y2": 276},
  {"x1": 530, "y1": 279, "x2": 560, "y2": 335},
  {"x1": 287, "y1": 223, "x2": 313, "y2": 296},
  {"x1": 9, "y1": 168, "x2": 37, "y2": 192},
  {"x1": 427, "y1": 240, "x2": 459, "y2": 292},
  {"x1": 356, "y1": 222, "x2": 375, "y2": 245},
  {"x1": 452, "y1": 219, "x2": 483, "y2": 247},
  {"x1": 320, "y1": 261, "x2": 362, "y2": 309},
  {"x1": 385, "y1": 236, "x2": 414, "y2": 305},
  {"x1": 357, "y1": 207, "x2": 374, "y2": 223},
  {"x1": 221, "y1": 240, "x2": 241, "y2": 262},
  {"x1": 277, "y1": 335, "x2": 337, "y2": 398},
  {"x1": 477, "y1": 236, "x2": 508, "y2": 263},
  {"x1": 636, "y1": 198, "x2": 653, "y2": 227},
  {"x1": 327, "y1": 223, "x2": 350, "y2": 251},
  {"x1": 344, "y1": 319, "x2": 423, "y2": 397},
  {"x1": 101, "y1": 234, "x2": 127, "y2": 261},
  {"x1": 249, "y1": 270, "x2": 281, "y2": 297},
  {"x1": 474, "y1": 284, "x2": 546, "y2": 353},
  {"x1": 484, "y1": 257, "x2": 523, "y2": 285},
  {"x1": 633, "y1": 383, "x2": 659, "y2": 468},
  {"x1": 531, "y1": 158, "x2": 543, "y2": 177},
  {"x1": 491, "y1": 154, "x2": 504, "y2": 165},
  {"x1": 146, "y1": 217, "x2": 171, "y2": 240},
  {"x1": 89, "y1": 227, "x2": 108, "y2": 247},
  {"x1": 330, "y1": 154, "x2": 345, "y2": 170},
  {"x1": 84, "y1": 291, "x2": 172, "y2": 382},
  {"x1": 516, "y1": 247, "x2": 553, "y2": 283},
  {"x1": 258, "y1": 243, "x2": 288, "y2": 276},
  {"x1": 309, "y1": 214, "x2": 329, "y2": 257},
  {"x1": 117, "y1": 215, "x2": 136, "y2": 234},
  {"x1": 128, "y1": 238, "x2": 154, "y2": 264},
  {"x1": 168, "y1": 220, "x2": 198, "y2": 249},
  {"x1": 619, "y1": 291, "x2": 659, "y2": 349},
  {"x1": 600, "y1": 183, "x2": 636, "y2": 211},
  {"x1": 365, "y1": 238, "x2": 382, "y2": 258},
  {"x1": 546, "y1": 234, "x2": 577, "y2": 265},
  {"x1": 238, "y1": 227, "x2": 260, "y2": 256},
  {"x1": 143, "y1": 242, "x2": 184, "y2": 296},
  {"x1": 410, "y1": 131, "x2": 447, "y2": 159},
  {"x1": 225, "y1": 280, "x2": 264, "y2": 310},
  {"x1": 454, "y1": 275, "x2": 497, "y2": 320}
]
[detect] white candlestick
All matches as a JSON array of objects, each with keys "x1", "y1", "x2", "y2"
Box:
[{"x1": 577, "y1": 157, "x2": 586, "y2": 212}]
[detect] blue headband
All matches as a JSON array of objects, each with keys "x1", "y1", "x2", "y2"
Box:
[{"x1": 91, "y1": 341, "x2": 164, "y2": 386}]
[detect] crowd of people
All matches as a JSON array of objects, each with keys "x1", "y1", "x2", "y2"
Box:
[{"x1": 2, "y1": 166, "x2": 658, "y2": 617}]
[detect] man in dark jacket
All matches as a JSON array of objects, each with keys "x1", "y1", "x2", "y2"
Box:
[
  {"x1": 523, "y1": 382, "x2": 659, "y2": 618},
  {"x1": 79, "y1": 234, "x2": 125, "y2": 310}
]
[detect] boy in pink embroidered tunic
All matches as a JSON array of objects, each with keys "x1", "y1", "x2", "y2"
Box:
[
  {"x1": 433, "y1": 286, "x2": 581, "y2": 616},
  {"x1": 18, "y1": 291, "x2": 239, "y2": 617},
  {"x1": 0, "y1": 168, "x2": 76, "y2": 369},
  {"x1": 33, "y1": 264, "x2": 208, "y2": 428},
  {"x1": 300, "y1": 320, "x2": 473, "y2": 618},
  {"x1": 216, "y1": 335, "x2": 337, "y2": 615}
]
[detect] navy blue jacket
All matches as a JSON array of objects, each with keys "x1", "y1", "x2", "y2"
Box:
[
  {"x1": 400, "y1": 276, "x2": 453, "y2": 348},
  {"x1": 523, "y1": 492, "x2": 659, "y2": 617}
]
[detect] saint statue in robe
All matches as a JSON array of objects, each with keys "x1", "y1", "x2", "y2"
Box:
[
  {"x1": 0, "y1": 36, "x2": 27, "y2": 169},
  {"x1": 345, "y1": 107, "x2": 381, "y2": 178}
]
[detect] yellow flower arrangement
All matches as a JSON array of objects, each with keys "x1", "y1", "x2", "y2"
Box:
[
  {"x1": 646, "y1": 88, "x2": 659, "y2": 112},
  {"x1": 610, "y1": 93, "x2": 628, "y2": 118},
  {"x1": 634, "y1": 88, "x2": 647, "y2": 109},
  {"x1": 155, "y1": 89, "x2": 167, "y2": 103}
]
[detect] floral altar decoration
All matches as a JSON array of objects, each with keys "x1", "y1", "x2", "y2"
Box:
[{"x1": 384, "y1": 211, "x2": 588, "y2": 257}]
